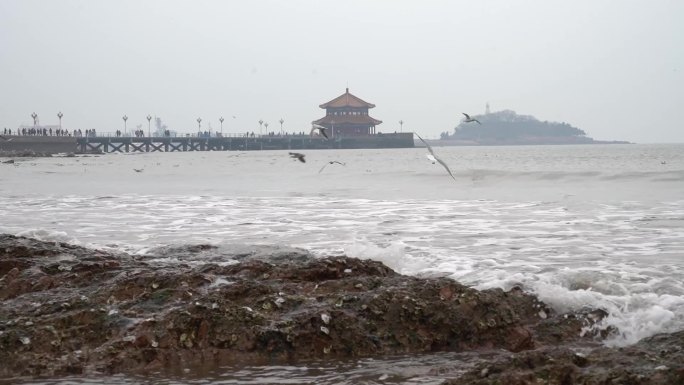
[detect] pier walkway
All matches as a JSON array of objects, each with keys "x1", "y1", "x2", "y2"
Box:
[
  {"x1": 75, "y1": 133, "x2": 413, "y2": 153},
  {"x1": 1, "y1": 133, "x2": 414, "y2": 154}
]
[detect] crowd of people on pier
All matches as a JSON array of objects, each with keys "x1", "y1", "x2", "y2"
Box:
[
  {"x1": 3, "y1": 127, "x2": 92, "y2": 137},
  {"x1": 262, "y1": 131, "x2": 308, "y2": 137},
  {"x1": 131, "y1": 129, "x2": 172, "y2": 137},
  {"x1": 4, "y1": 128, "x2": 334, "y2": 139},
  {"x1": 116, "y1": 129, "x2": 151, "y2": 137}
]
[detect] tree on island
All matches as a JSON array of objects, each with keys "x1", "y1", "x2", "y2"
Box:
[{"x1": 443, "y1": 109, "x2": 590, "y2": 144}]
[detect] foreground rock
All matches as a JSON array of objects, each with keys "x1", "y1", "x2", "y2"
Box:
[
  {"x1": 445, "y1": 331, "x2": 684, "y2": 385},
  {"x1": 1, "y1": 234, "x2": 682, "y2": 384},
  {"x1": 0, "y1": 235, "x2": 537, "y2": 377}
]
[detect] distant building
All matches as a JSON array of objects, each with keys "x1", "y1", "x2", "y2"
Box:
[{"x1": 312, "y1": 88, "x2": 382, "y2": 137}]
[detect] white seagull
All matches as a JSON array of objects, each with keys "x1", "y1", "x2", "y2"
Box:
[
  {"x1": 318, "y1": 161, "x2": 345, "y2": 174},
  {"x1": 414, "y1": 133, "x2": 456, "y2": 182},
  {"x1": 310, "y1": 124, "x2": 329, "y2": 140},
  {"x1": 462, "y1": 113, "x2": 481, "y2": 125}
]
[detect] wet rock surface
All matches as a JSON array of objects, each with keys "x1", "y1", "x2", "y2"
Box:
[
  {"x1": 1, "y1": 234, "x2": 683, "y2": 384},
  {"x1": 445, "y1": 330, "x2": 684, "y2": 385}
]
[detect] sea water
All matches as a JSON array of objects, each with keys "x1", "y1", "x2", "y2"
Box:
[{"x1": 1, "y1": 144, "x2": 683, "y2": 384}]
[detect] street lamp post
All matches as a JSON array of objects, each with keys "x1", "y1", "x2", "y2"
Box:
[
  {"x1": 279, "y1": 118, "x2": 284, "y2": 135},
  {"x1": 122, "y1": 115, "x2": 128, "y2": 135},
  {"x1": 31, "y1": 112, "x2": 38, "y2": 127},
  {"x1": 57, "y1": 112, "x2": 63, "y2": 130},
  {"x1": 197, "y1": 118, "x2": 202, "y2": 134},
  {"x1": 331, "y1": 119, "x2": 335, "y2": 138},
  {"x1": 264, "y1": 122, "x2": 269, "y2": 135},
  {"x1": 147, "y1": 115, "x2": 152, "y2": 137},
  {"x1": 219, "y1": 117, "x2": 224, "y2": 135},
  {"x1": 258, "y1": 119, "x2": 263, "y2": 136},
  {"x1": 399, "y1": 120, "x2": 404, "y2": 133}
]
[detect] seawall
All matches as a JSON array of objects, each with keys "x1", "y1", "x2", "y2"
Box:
[{"x1": 0, "y1": 136, "x2": 77, "y2": 154}]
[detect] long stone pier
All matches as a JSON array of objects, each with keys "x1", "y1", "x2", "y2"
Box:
[
  {"x1": 75, "y1": 133, "x2": 414, "y2": 153},
  {"x1": 0, "y1": 133, "x2": 414, "y2": 154}
]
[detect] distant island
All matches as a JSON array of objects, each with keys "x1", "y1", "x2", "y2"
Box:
[{"x1": 440, "y1": 109, "x2": 629, "y2": 145}]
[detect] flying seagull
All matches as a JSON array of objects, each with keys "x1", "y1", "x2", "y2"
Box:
[
  {"x1": 133, "y1": 168, "x2": 144, "y2": 173},
  {"x1": 289, "y1": 152, "x2": 306, "y2": 163},
  {"x1": 414, "y1": 132, "x2": 456, "y2": 182},
  {"x1": 425, "y1": 154, "x2": 437, "y2": 164},
  {"x1": 310, "y1": 124, "x2": 329, "y2": 140},
  {"x1": 0, "y1": 135, "x2": 12, "y2": 141},
  {"x1": 318, "y1": 161, "x2": 346, "y2": 174},
  {"x1": 462, "y1": 113, "x2": 481, "y2": 125}
]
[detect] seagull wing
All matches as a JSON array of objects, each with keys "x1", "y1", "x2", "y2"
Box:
[
  {"x1": 414, "y1": 132, "x2": 436, "y2": 158},
  {"x1": 462, "y1": 113, "x2": 471, "y2": 119},
  {"x1": 318, "y1": 163, "x2": 329, "y2": 173},
  {"x1": 435, "y1": 156, "x2": 457, "y2": 181},
  {"x1": 332, "y1": 161, "x2": 346, "y2": 166},
  {"x1": 311, "y1": 124, "x2": 329, "y2": 139},
  {"x1": 289, "y1": 152, "x2": 306, "y2": 162},
  {"x1": 475, "y1": 119, "x2": 481, "y2": 125}
]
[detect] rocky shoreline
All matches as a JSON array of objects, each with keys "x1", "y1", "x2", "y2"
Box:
[
  {"x1": 1, "y1": 234, "x2": 682, "y2": 384},
  {"x1": 0, "y1": 150, "x2": 55, "y2": 158}
]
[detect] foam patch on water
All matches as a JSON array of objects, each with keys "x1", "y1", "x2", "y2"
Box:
[
  {"x1": 14, "y1": 228, "x2": 80, "y2": 246},
  {"x1": 209, "y1": 277, "x2": 235, "y2": 288},
  {"x1": 344, "y1": 239, "x2": 430, "y2": 274},
  {"x1": 466, "y1": 265, "x2": 684, "y2": 347},
  {"x1": 600, "y1": 303, "x2": 677, "y2": 346}
]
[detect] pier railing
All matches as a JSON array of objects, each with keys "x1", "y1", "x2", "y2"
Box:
[
  {"x1": 83, "y1": 132, "x2": 298, "y2": 139},
  {"x1": 75, "y1": 133, "x2": 414, "y2": 153}
]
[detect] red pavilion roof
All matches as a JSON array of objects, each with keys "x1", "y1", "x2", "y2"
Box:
[
  {"x1": 312, "y1": 115, "x2": 382, "y2": 126},
  {"x1": 319, "y1": 88, "x2": 376, "y2": 109}
]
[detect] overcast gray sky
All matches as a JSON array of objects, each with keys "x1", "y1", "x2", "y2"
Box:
[{"x1": 1, "y1": 0, "x2": 682, "y2": 142}]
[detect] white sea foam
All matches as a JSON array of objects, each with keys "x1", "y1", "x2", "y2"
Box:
[
  {"x1": 344, "y1": 238, "x2": 431, "y2": 274},
  {"x1": 209, "y1": 277, "x2": 235, "y2": 288},
  {"x1": 14, "y1": 229, "x2": 75, "y2": 244}
]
